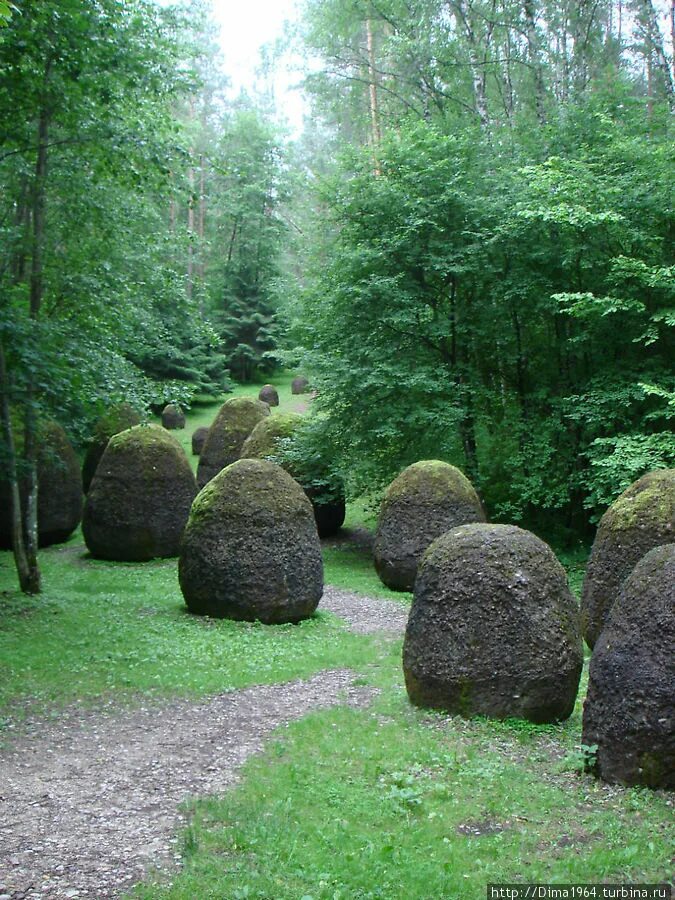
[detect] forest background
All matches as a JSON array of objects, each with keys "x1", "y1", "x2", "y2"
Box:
[{"x1": 0, "y1": 0, "x2": 673, "y2": 591}]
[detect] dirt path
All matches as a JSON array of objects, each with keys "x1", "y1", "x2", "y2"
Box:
[{"x1": 0, "y1": 588, "x2": 406, "y2": 900}]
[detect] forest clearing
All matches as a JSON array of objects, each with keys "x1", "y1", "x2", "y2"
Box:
[{"x1": 0, "y1": 0, "x2": 673, "y2": 898}]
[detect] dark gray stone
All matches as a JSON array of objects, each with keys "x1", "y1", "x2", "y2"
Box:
[
  {"x1": 82, "y1": 425, "x2": 197, "y2": 561},
  {"x1": 374, "y1": 460, "x2": 485, "y2": 592},
  {"x1": 582, "y1": 543, "x2": 675, "y2": 789},
  {"x1": 581, "y1": 469, "x2": 675, "y2": 648},
  {"x1": 403, "y1": 523, "x2": 583, "y2": 723},
  {"x1": 179, "y1": 459, "x2": 323, "y2": 623}
]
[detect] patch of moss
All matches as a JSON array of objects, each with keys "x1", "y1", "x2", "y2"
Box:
[
  {"x1": 601, "y1": 469, "x2": 675, "y2": 533},
  {"x1": 383, "y1": 460, "x2": 481, "y2": 509},
  {"x1": 240, "y1": 413, "x2": 302, "y2": 460}
]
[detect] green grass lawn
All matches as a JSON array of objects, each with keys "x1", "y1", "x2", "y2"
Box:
[{"x1": 2, "y1": 385, "x2": 671, "y2": 899}]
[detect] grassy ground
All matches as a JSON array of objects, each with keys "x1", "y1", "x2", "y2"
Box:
[{"x1": 1, "y1": 385, "x2": 672, "y2": 898}]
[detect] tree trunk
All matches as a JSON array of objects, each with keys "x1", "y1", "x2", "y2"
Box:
[
  {"x1": 635, "y1": 0, "x2": 675, "y2": 105},
  {"x1": 523, "y1": 0, "x2": 547, "y2": 124},
  {"x1": 21, "y1": 81, "x2": 51, "y2": 595},
  {"x1": 449, "y1": 0, "x2": 491, "y2": 129},
  {"x1": 366, "y1": 17, "x2": 381, "y2": 171}
]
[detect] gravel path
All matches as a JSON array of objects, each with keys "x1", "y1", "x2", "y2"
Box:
[
  {"x1": 0, "y1": 587, "x2": 407, "y2": 900},
  {"x1": 0, "y1": 669, "x2": 374, "y2": 900},
  {"x1": 321, "y1": 585, "x2": 409, "y2": 635}
]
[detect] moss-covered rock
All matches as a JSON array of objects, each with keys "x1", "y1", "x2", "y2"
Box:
[
  {"x1": 582, "y1": 544, "x2": 675, "y2": 789},
  {"x1": 240, "y1": 413, "x2": 346, "y2": 537},
  {"x1": 291, "y1": 376, "x2": 309, "y2": 395},
  {"x1": 258, "y1": 384, "x2": 279, "y2": 406},
  {"x1": 196, "y1": 397, "x2": 270, "y2": 489},
  {"x1": 0, "y1": 420, "x2": 83, "y2": 549},
  {"x1": 82, "y1": 403, "x2": 142, "y2": 493},
  {"x1": 240, "y1": 413, "x2": 302, "y2": 460},
  {"x1": 82, "y1": 424, "x2": 197, "y2": 561},
  {"x1": 403, "y1": 523, "x2": 583, "y2": 723},
  {"x1": 580, "y1": 469, "x2": 675, "y2": 648},
  {"x1": 191, "y1": 426, "x2": 209, "y2": 456},
  {"x1": 161, "y1": 403, "x2": 185, "y2": 430},
  {"x1": 373, "y1": 460, "x2": 486, "y2": 591},
  {"x1": 179, "y1": 459, "x2": 323, "y2": 623}
]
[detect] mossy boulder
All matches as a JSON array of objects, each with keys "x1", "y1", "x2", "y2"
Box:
[
  {"x1": 179, "y1": 459, "x2": 323, "y2": 623},
  {"x1": 240, "y1": 413, "x2": 302, "y2": 460},
  {"x1": 82, "y1": 403, "x2": 142, "y2": 493},
  {"x1": 374, "y1": 460, "x2": 486, "y2": 591},
  {"x1": 580, "y1": 469, "x2": 675, "y2": 648},
  {"x1": 196, "y1": 397, "x2": 270, "y2": 489},
  {"x1": 582, "y1": 544, "x2": 675, "y2": 789},
  {"x1": 258, "y1": 384, "x2": 279, "y2": 407},
  {"x1": 0, "y1": 421, "x2": 83, "y2": 549},
  {"x1": 291, "y1": 376, "x2": 309, "y2": 395},
  {"x1": 161, "y1": 403, "x2": 185, "y2": 430},
  {"x1": 191, "y1": 426, "x2": 209, "y2": 456},
  {"x1": 240, "y1": 413, "x2": 345, "y2": 537},
  {"x1": 82, "y1": 424, "x2": 197, "y2": 561},
  {"x1": 403, "y1": 523, "x2": 583, "y2": 723}
]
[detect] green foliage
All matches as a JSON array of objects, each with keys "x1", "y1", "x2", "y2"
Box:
[{"x1": 288, "y1": 104, "x2": 674, "y2": 535}]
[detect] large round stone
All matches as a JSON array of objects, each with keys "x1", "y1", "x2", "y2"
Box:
[
  {"x1": 241, "y1": 414, "x2": 345, "y2": 538},
  {"x1": 582, "y1": 544, "x2": 674, "y2": 789},
  {"x1": 179, "y1": 459, "x2": 323, "y2": 623},
  {"x1": 374, "y1": 460, "x2": 486, "y2": 591},
  {"x1": 291, "y1": 376, "x2": 309, "y2": 395},
  {"x1": 82, "y1": 403, "x2": 142, "y2": 493},
  {"x1": 0, "y1": 420, "x2": 83, "y2": 549},
  {"x1": 161, "y1": 403, "x2": 185, "y2": 430},
  {"x1": 196, "y1": 397, "x2": 270, "y2": 489},
  {"x1": 240, "y1": 413, "x2": 301, "y2": 460},
  {"x1": 191, "y1": 426, "x2": 209, "y2": 456},
  {"x1": 403, "y1": 523, "x2": 583, "y2": 723},
  {"x1": 82, "y1": 424, "x2": 197, "y2": 561},
  {"x1": 580, "y1": 469, "x2": 674, "y2": 648},
  {"x1": 258, "y1": 384, "x2": 279, "y2": 406}
]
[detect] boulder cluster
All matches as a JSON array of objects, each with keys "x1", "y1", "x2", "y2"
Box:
[
  {"x1": 240, "y1": 413, "x2": 345, "y2": 537},
  {"x1": 4, "y1": 389, "x2": 670, "y2": 791},
  {"x1": 579, "y1": 469, "x2": 674, "y2": 788},
  {"x1": 394, "y1": 464, "x2": 673, "y2": 786},
  {"x1": 197, "y1": 397, "x2": 270, "y2": 489}
]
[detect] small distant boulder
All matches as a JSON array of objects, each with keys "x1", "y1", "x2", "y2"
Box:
[
  {"x1": 403, "y1": 523, "x2": 583, "y2": 723},
  {"x1": 82, "y1": 403, "x2": 142, "y2": 493},
  {"x1": 0, "y1": 420, "x2": 83, "y2": 549},
  {"x1": 374, "y1": 460, "x2": 486, "y2": 592},
  {"x1": 197, "y1": 397, "x2": 270, "y2": 489},
  {"x1": 291, "y1": 376, "x2": 309, "y2": 395},
  {"x1": 82, "y1": 424, "x2": 197, "y2": 561},
  {"x1": 582, "y1": 544, "x2": 675, "y2": 789},
  {"x1": 179, "y1": 459, "x2": 323, "y2": 623},
  {"x1": 161, "y1": 403, "x2": 185, "y2": 430},
  {"x1": 241, "y1": 414, "x2": 345, "y2": 537},
  {"x1": 258, "y1": 384, "x2": 279, "y2": 407},
  {"x1": 191, "y1": 426, "x2": 209, "y2": 456},
  {"x1": 580, "y1": 469, "x2": 675, "y2": 648}
]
